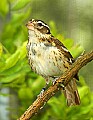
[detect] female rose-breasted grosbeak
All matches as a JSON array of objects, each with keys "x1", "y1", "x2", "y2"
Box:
[{"x1": 26, "y1": 19, "x2": 80, "y2": 106}]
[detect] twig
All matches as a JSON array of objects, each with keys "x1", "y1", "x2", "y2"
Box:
[{"x1": 18, "y1": 51, "x2": 93, "y2": 120}]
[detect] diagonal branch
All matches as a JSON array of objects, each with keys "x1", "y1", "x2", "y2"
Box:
[{"x1": 18, "y1": 51, "x2": 93, "y2": 120}]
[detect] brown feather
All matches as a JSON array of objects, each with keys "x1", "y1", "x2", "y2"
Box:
[{"x1": 63, "y1": 78, "x2": 80, "y2": 106}]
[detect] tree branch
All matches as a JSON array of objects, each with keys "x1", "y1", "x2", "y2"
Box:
[{"x1": 18, "y1": 51, "x2": 93, "y2": 120}]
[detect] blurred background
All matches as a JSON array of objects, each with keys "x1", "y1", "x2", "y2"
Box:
[{"x1": 0, "y1": 0, "x2": 93, "y2": 120}]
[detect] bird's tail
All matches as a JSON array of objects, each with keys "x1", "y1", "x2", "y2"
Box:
[{"x1": 63, "y1": 78, "x2": 80, "y2": 106}]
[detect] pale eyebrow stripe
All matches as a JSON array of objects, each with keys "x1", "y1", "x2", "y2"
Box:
[{"x1": 37, "y1": 21, "x2": 50, "y2": 29}]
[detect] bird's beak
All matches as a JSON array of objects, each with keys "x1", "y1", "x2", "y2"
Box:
[{"x1": 26, "y1": 21, "x2": 34, "y2": 30}]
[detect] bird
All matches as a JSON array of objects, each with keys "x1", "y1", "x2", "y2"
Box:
[{"x1": 26, "y1": 19, "x2": 80, "y2": 106}]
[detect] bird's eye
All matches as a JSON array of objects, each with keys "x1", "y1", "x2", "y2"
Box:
[{"x1": 38, "y1": 23, "x2": 42, "y2": 26}]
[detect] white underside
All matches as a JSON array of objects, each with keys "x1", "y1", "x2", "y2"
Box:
[{"x1": 27, "y1": 30, "x2": 66, "y2": 78}]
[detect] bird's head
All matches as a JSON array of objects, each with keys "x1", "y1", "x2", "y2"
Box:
[{"x1": 26, "y1": 19, "x2": 51, "y2": 39}]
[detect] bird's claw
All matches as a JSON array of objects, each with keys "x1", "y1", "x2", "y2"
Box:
[
  {"x1": 52, "y1": 78, "x2": 58, "y2": 85},
  {"x1": 60, "y1": 83, "x2": 65, "y2": 90},
  {"x1": 53, "y1": 78, "x2": 65, "y2": 90},
  {"x1": 37, "y1": 88, "x2": 45, "y2": 98}
]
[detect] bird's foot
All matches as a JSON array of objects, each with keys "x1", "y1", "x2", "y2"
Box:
[
  {"x1": 60, "y1": 83, "x2": 65, "y2": 90},
  {"x1": 52, "y1": 78, "x2": 65, "y2": 90},
  {"x1": 37, "y1": 87, "x2": 46, "y2": 98},
  {"x1": 52, "y1": 78, "x2": 58, "y2": 85}
]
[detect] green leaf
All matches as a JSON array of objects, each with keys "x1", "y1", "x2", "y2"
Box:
[
  {"x1": 0, "y1": 0, "x2": 9, "y2": 17},
  {"x1": 11, "y1": 7, "x2": 31, "y2": 23},
  {"x1": 79, "y1": 104, "x2": 93, "y2": 117},
  {"x1": 0, "y1": 41, "x2": 27, "y2": 72},
  {"x1": 31, "y1": 76, "x2": 44, "y2": 93},
  {"x1": 63, "y1": 39, "x2": 74, "y2": 49},
  {"x1": 11, "y1": 0, "x2": 31, "y2": 11},
  {"x1": 0, "y1": 60, "x2": 29, "y2": 76},
  {"x1": 48, "y1": 96, "x2": 66, "y2": 119},
  {"x1": 90, "y1": 118, "x2": 93, "y2": 120},
  {"x1": 79, "y1": 76, "x2": 87, "y2": 86},
  {"x1": 0, "y1": 72, "x2": 23, "y2": 83},
  {"x1": 0, "y1": 43, "x2": 3, "y2": 56},
  {"x1": 79, "y1": 86, "x2": 90, "y2": 100},
  {"x1": 49, "y1": 21, "x2": 57, "y2": 36},
  {"x1": 70, "y1": 44, "x2": 84, "y2": 58},
  {"x1": 18, "y1": 87, "x2": 33, "y2": 100},
  {"x1": 0, "y1": 65, "x2": 29, "y2": 84}
]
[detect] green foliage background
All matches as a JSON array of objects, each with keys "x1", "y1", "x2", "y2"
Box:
[{"x1": 0, "y1": 0, "x2": 93, "y2": 120}]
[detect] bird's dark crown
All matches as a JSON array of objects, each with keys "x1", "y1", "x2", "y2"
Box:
[{"x1": 29, "y1": 19, "x2": 51, "y2": 34}]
